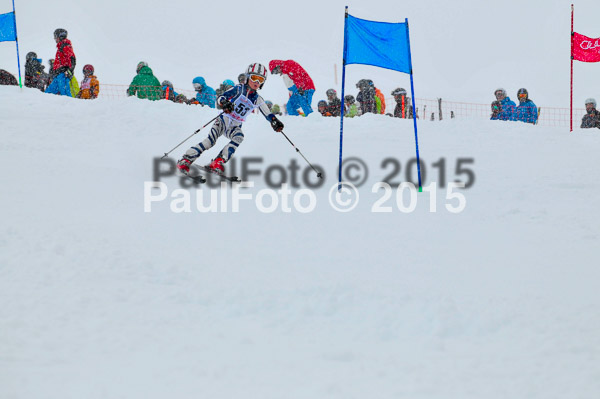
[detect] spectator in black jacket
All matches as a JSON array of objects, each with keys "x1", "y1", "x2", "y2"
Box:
[
  {"x1": 326, "y1": 88, "x2": 342, "y2": 116},
  {"x1": 391, "y1": 87, "x2": 413, "y2": 119},
  {"x1": 24, "y1": 52, "x2": 48, "y2": 91},
  {"x1": 0, "y1": 69, "x2": 18, "y2": 86},
  {"x1": 581, "y1": 98, "x2": 600, "y2": 129},
  {"x1": 318, "y1": 100, "x2": 332, "y2": 117},
  {"x1": 356, "y1": 79, "x2": 376, "y2": 114}
]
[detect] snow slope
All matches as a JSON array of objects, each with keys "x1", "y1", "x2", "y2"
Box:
[{"x1": 1, "y1": 86, "x2": 599, "y2": 399}]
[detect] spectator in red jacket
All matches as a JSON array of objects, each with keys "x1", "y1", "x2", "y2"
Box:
[
  {"x1": 269, "y1": 59, "x2": 315, "y2": 116},
  {"x1": 45, "y1": 28, "x2": 76, "y2": 97}
]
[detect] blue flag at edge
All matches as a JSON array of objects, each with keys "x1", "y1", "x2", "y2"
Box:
[
  {"x1": 345, "y1": 14, "x2": 410, "y2": 74},
  {"x1": 0, "y1": 12, "x2": 16, "y2": 42}
]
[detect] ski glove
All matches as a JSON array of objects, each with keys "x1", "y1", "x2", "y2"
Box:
[
  {"x1": 221, "y1": 99, "x2": 234, "y2": 113},
  {"x1": 270, "y1": 117, "x2": 284, "y2": 132}
]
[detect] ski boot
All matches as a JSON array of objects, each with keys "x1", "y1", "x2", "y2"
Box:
[
  {"x1": 208, "y1": 157, "x2": 225, "y2": 174},
  {"x1": 177, "y1": 157, "x2": 193, "y2": 174}
]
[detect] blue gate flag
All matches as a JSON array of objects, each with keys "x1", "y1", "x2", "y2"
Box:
[
  {"x1": 344, "y1": 14, "x2": 410, "y2": 74},
  {"x1": 0, "y1": 12, "x2": 16, "y2": 42}
]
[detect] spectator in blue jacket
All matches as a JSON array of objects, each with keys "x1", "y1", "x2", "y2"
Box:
[
  {"x1": 493, "y1": 88, "x2": 516, "y2": 121},
  {"x1": 192, "y1": 76, "x2": 216, "y2": 108},
  {"x1": 515, "y1": 88, "x2": 538, "y2": 124}
]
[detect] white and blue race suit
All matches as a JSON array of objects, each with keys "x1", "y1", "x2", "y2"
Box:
[{"x1": 184, "y1": 84, "x2": 276, "y2": 163}]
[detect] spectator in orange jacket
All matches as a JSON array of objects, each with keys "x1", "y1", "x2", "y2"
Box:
[
  {"x1": 369, "y1": 80, "x2": 386, "y2": 114},
  {"x1": 76, "y1": 64, "x2": 99, "y2": 99}
]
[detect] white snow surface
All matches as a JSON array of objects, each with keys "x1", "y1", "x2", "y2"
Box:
[{"x1": 1, "y1": 86, "x2": 599, "y2": 398}]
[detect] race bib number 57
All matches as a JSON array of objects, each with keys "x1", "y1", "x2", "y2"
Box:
[{"x1": 230, "y1": 96, "x2": 255, "y2": 122}]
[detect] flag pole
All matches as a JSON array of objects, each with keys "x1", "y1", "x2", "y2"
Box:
[
  {"x1": 12, "y1": 0, "x2": 22, "y2": 88},
  {"x1": 338, "y1": 6, "x2": 349, "y2": 190},
  {"x1": 405, "y1": 18, "x2": 422, "y2": 191},
  {"x1": 570, "y1": 4, "x2": 574, "y2": 132}
]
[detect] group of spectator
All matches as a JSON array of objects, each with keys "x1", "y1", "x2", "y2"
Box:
[
  {"x1": 2, "y1": 29, "x2": 99, "y2": 99},
  {"x1": 126, "y1": 62, "x2": 286, "y2": 113},
  {"x1": 490, "y1": 88, "x2": 538, "y2": 124},
  {"x1": 1, "y1": 29, "x2": 598, "y2": 130},
  {"x1": 317, "y1": 82, "x2": 413, "y2": 120},
  {"x1": 490, "y1": 88, "x2": 599, "y2": 128},
  {"x1": 18, "y1": 29, "x2": 99, "y2": 99}
]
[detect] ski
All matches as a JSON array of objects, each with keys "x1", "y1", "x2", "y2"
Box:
[
  {"x1": 178, "y1": 170, "x2": 207, "y2": 184},
  {"x1": 196, "y1": 165, "x2": 241, "y2": 183}
]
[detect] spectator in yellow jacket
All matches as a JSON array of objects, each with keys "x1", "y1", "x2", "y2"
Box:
[{"x1": 76, "y1": 64, "x2": 99, "y2": 99}]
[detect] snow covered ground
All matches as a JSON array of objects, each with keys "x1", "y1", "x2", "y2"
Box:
[{"x1": 1, "y1": 86, "x2": 599, "y2": 398}]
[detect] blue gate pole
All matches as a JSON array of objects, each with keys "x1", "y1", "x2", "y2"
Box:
[
  {"x1": 12, "y1": 0, "x2": 22, "y2": 87},
  {"x1": 405, "y1": 18, "x2": 422, "y2": 191},
  {"x1": 338, "y1": 6, "x2": 349, "y2": 191}
]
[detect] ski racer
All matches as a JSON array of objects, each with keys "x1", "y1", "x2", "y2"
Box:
[{"x1": 177, "y1": 63, "x2": 284, "y2": 175}]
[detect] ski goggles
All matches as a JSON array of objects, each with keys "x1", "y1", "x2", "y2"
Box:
[
  {"x1": 248, "y1": 74, "x2": 265, "y2": 84},
  {"x1": 518, "y1": 93, "x2": 527, "y2": 99}
]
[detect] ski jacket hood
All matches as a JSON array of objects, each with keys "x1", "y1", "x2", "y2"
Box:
[{"x1": 138, "y1": 66, "x2": 155, "y2": 76}]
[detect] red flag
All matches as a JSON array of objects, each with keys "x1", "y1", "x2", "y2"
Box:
[{"x1": 572, "y1": 32, "x2": 600, "y2": 63}]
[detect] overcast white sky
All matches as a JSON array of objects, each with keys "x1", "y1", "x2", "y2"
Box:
[{"x1": 1, "y1": 0, "x2": 598, "y2": 108}]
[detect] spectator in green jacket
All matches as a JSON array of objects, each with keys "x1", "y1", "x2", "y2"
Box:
[
  {"x1": 271, "y1": 104, "x2": 282, "y2": 116},
  {"x1": 344, "y1": 95, "x2": 359, "y2": 118},
  {"x1": 127, "y1": 61, "x2": 161, "y2": 101}
]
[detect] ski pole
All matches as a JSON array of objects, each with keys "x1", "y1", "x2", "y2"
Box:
[
  {"x1": 161, "y1": 112, "x2": 223, "y2": 159},
  {"x1": 279, "y1": 130, "x2": 323, "y2": 179}
]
